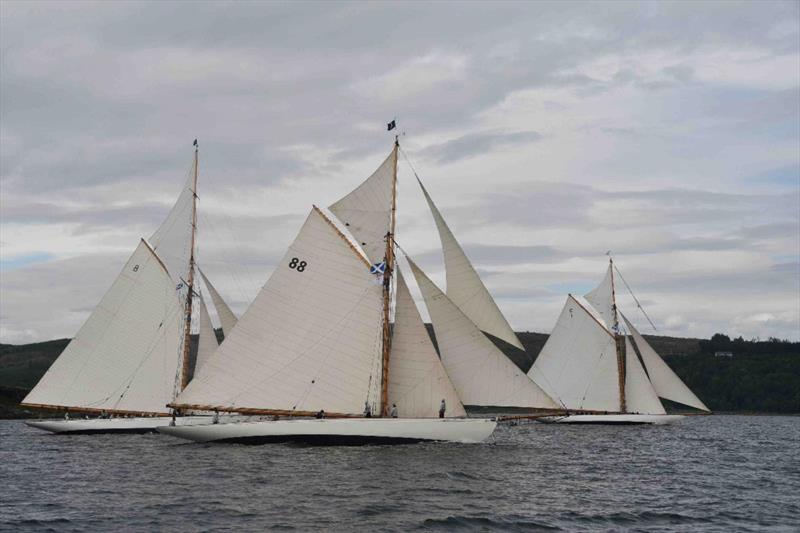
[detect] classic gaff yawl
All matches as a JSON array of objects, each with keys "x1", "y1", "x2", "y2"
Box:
[
  {"x1": 159, "y1": 141, "x2": 501, "y2": 444},
  {"x1": 527, "y1": 259, "x2": 711, "y2": 425},
  {"x1": 22, "y1": 143, "x2": 236, "y2": 434}
]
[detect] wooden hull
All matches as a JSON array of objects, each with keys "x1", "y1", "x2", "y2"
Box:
[
  {"x1": 25, "y1": 416, "x2": 213, "y2": 434},
  {"x1": 158, "y1": 417, "x2": 497, "y2": 445},
  {"x1": 538, "y1": 414, "x2": 686, "y2": 425}
]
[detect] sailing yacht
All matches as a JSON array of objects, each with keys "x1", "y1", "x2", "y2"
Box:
[
  {"x1": 159, "y1": 141, "x2": 502, "y2": 444},
  {"x1": 23, "y1": 142, "x2": 237, "y2": 434},
  {"x1": 528, "y1": 258, "x2": 711, "y2": 424}
]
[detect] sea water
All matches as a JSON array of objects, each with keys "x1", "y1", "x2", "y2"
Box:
[{"x1": 1, "y1": 416, "x2": 798, "y2": 532}]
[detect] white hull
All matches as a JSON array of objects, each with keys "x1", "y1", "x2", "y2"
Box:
[
  {"x1": 25, "y1": 415, "x2": 214, "y2": 434},
  {"x1": 539, "y1": 414, "x2": 685, "y2": 425},
  {"x1": 158, "y1": 417, "x2": 497, "y2": 445}
]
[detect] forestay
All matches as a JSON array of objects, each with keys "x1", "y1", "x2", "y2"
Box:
[
  {"x1": 22, "y1": 240, "x2": 183, "y2": 414},
  {"x1": 417, "y1": 178, "x2": 524, "y2": 351},
  {"x1": 623, "y1": 315, "x2": 710, "y2": 411},
  {"x1": 194, "y1": 294, "x2": 219, "y2": 376},
  {"x1": 528, "y1": 295, "x2": 620, "y2": 411},
  {"x1": 199, "y1": 268, "x2": 238, "y2": 337},
  {"x1": 409, "y1": 259, "x2": 558, "y2": 409},
  {"x1": 387, "y1": 269, "x2": 466, "y2": 418},
  {"x1": 624, "y1": 337, "x2": 666, "y2": 415},
  {"x1": 329, "y1": 148, "x2": 396, "y2": 264},
  {"x1": 174, "y1": 207, "x2": 384, "y2": 415}
]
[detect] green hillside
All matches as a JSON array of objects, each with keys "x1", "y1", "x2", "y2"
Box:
[{"x1": 1, "y1": 331, "x2": 797, "y2": 418}]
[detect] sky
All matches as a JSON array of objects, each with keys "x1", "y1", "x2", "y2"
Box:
[{"x1": 1, "y1": 0, "x2": 798, "y2": 344}]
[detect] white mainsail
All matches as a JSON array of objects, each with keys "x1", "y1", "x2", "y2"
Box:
[
  {"x1": 329, "y1": 149, "x2": 396, "y2": 264},
  {"x1": 194, "y1": 294, "x2": 219, "y2": 375},
  {"x1": 624, "y1": 336, "x2": 666, "y2": 415},
  {"x1": 199, "y1": 267, "x2": 238, "y2": 337},
  {"x1": 174, "y1": 207, "x2": 384, "y2": 415},
  {"x1": 585, "y1": 263, "x2": 616, "y2": 330},
  {"x1": 528, "y1": 295, "x2": 620, "y2": 411},
  {"x1": 417, "y1": 178, "x2": 524, "y2": 351},
  {"x1": 387, "y1": 269, "x2": 466, "y2": 418},
  {"x1": 623, "y1": 315, "x2": 710, "y2": 411},
  {"x1": 22, "y1": 240, "x2": 183, "y2": 414},
  {"x1": 408, "y1": 259, "x2": 558, "y2": 409},
  {"x1": 150, "y1": 169, "x2": 196, "y2": 286}
]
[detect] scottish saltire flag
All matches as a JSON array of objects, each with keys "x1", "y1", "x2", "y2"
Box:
[
  {"x1": 370, "y1": 261, "x2": 386, "y2": 275},
  {"x1": 387, "y1": 120, "x2": 396, "y2": 131}
]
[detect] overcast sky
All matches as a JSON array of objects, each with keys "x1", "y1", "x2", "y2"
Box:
[{"x1": 1, "y1": 0, "x2": 798, "y2": 344}]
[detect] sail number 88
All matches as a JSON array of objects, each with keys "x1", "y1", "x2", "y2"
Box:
[{"x1": 289, "y1": 257, "x2": 307, "y2": 272}]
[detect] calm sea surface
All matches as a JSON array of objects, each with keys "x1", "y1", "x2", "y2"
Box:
[{"x1": 1, "y1": 416, "x2": 798, "y2": 532}]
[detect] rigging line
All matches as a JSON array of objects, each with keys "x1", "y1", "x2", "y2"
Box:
[
  {"x1": 197, "y1": 209, "x2": 252, "y2": 314},
  {"x1": 613, "y1": 265, "x2": 657, "y2": 331}
]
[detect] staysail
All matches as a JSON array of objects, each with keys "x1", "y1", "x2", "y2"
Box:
[
  {"x1": 199, "y1": 267, "x2": 238, "y2": 337},
  {"x1": 194, "y1": 294, "x2": 219, "y2": 376},
  {"x1": 21, "y1": 240, "x2": 183, "y2": 414},
  {"x1": 623, "y1": 315, "x2": 710, "y2": 411},
  {"x1": 408, "y1": 258, "x2": 558, "y2": 410},
  {"x1": 623, "y1": 336, "x2": 666, "y2": 415},
  {"x1": 173, "y1": 207, "x2": 384, "y2": 415},
  {"x1": 387, "y1": 268, "x2": 466, "y2": 418},
  {"x1": 417, "y1": 178, "x2": 524, "y2": 351},
  {"x1": 329, "y1": 148, "x2": 397, "y2": 264},
  {"x1": 528, "y1": 295, "x2": 620, "y2": 411}
]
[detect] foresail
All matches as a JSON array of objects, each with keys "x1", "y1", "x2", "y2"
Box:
[
  {"x1": 150, "y1": 169, "x2": 195, "y2": 286},
  {"x1": 194, "y1": 294, "x2": 219, "y2": 376},
  {"x1": 199, "y1": 268, "x2": 238, "y2": 337},
  {"x1": 329, "y1": 147, "x2": 396, "y2": 264},
  {"x1": 408, "y1": 259, "x2": 557, "y2": 410},
  {"x1": 527, "y1": 295, "x2": 619, "y2": 411},
  {"x1": 623, "y1": 315, "x2": 710, "y2": 412},
  {"x1": 585, "y1": 263, "x2": 616, "y2": 331},
  {"x1": 417, "y1": 178, "x2": 524, "y2": 351},
  {"x1": 624, "y1": 336, "x2": 666, "y2": 415},
  {"x1": 174, "y1": 207, "x2": 384, "y2": 415},
  {"x1": 388, "y1": 268, "x2": 466, "y2": 418},
  {"x1": 22, "y1": 240, "x2": 183, "y2": 414}
]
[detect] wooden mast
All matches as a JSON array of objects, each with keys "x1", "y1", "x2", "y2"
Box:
[
  {"x1": 610, "y1": 256, "x2": 626, "y2": 413},
  {"x1": 179, "y1": 140, "x2": 199, "y2": 391},
  {"x1": 379, "y1": 139, "x2": 399, "y2": 416}
]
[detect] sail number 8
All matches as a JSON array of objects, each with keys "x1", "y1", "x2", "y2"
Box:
[{"x1": 289, "y1": 258, "x2": 307, "y2": 272}]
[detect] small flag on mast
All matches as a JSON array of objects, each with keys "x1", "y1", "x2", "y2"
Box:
[
  {"x1": 193, "y1": 139, "x2": 198, "y2": 147},
  {"x1": 387, "y1": 120, "x2": 396, "y2": 131},
  {"x1": 370, "y1": 261, "x2": 387, "y2": 275}
]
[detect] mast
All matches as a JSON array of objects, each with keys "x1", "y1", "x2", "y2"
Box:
[
  {"x1": 610, "y1": 256, "x2": 626, "y2": 412},
  {"x1": 179, "y1": 140, "x2": 199, "y2": 391},
  {"x1": 379, "y1": 138, "x2": 399, "y2": 416}
]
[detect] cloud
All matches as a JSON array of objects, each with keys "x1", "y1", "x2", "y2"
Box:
[{"x1": 1, "y1": 1, "x2": 798, "y2": 342}]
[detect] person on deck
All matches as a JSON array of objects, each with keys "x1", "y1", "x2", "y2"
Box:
[
  {"x1": 364, "y1": 402, "x2": 372, "y2": 418},
  {"x1": 439, "y1": 399, "x2": 446, "y2": 419},
  {"x1": 212, "y1": 410, "x2": 219, "y2": 424},
  {"x1": 315, "y1": 409, "x2": 325, "y2": 419},
  {"x1": 390, "y1": 404, "x2": 398, "y2": 418},
  {"x1": 64, "y1": 411, "x2": 69, "y2": 421}
]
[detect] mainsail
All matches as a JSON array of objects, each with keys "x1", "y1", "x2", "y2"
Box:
[
  {"x1": 408, "y1": 258, "x2": 558, "y2": 410},
  {"x1": 199, "y1": 267, "x2": 238, "y2": 337},
  {"x1": 150, "y1": 168, "x2": 196, "y2": 287},
  {"x1": 528, "y1": 295, "x2": 620, "y2": 411},
  {"x1": 173, "y1": 207, "x2": 385, "y2": 415},
  {"x1": 21, "y1": 240, "x2": 183, "y2": 414},
  {"x1": 329, "y1": 149, "x2": 397, "y2": 264},
  {"x1": 387, "y1": 269, "x2": 466, "y2": 418},
  {"x1": 417, "y1": 178, "x2": 524, "y2": 351},
  {"x1": 623, "y1": 315, "x2": 710, "y2": 411}
]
